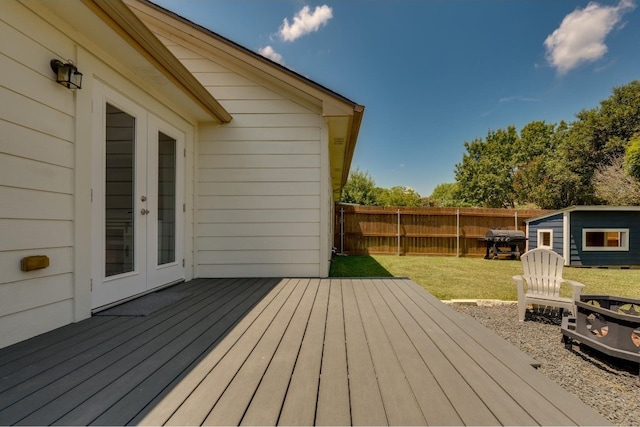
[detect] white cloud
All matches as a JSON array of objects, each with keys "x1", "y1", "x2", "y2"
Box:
[
  {"x1": 258, "y1": 45, "x2": 285, "y2": 65},
  {"x1": 544, "y1": 0, "x2": 636, "y2": 74},
  {"x1": 498, "y1": 96, "x2": 540, "y2": 103},
  {"x1": 279, "y1": 5, "x2": 333, "y2": 42}
]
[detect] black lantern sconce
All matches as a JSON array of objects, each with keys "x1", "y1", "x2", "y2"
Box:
[{"x1": 50, "y1": 59, "x2": 83, "y2": 89}]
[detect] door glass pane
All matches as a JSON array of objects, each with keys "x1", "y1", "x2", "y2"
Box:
[
  {"x1": 158, "y1": 132, "x2": 176, "y2": 265},
  {"x1": 105, "y1": 104, "x2": 135, "y2": 277}
]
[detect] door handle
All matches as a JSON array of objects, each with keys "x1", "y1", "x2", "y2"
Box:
[{"x1": 141, "y1": 208, "x2": 150, "y2": 215}]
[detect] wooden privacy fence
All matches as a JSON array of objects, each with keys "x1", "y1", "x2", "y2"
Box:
[{"x1": 334, "y1": 204, "x2": 549, "y2": 257}]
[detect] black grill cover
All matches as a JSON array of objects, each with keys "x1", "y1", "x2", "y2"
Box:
[{"x1": 483, "y1": 229, "x2": 526, "y2": 243}]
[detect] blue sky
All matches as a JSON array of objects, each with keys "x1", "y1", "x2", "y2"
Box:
[{"x1": 153, "y1": 0, "x2": 640, "y2": 197}]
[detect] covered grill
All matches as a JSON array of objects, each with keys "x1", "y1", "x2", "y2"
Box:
[{"x1": 481, "y1": 229, "x2": 527, "y2": 259}]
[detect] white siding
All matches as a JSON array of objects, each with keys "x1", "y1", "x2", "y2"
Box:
[
  {"x1": 196, "y1": 122, "x2": 324, "y2": 277},
  {"x1": 0, "y1": 3, "x2": 76, "y2": 348},
  {"x1": 162, "y1": 39, "x2": 327, "y2": 277}
]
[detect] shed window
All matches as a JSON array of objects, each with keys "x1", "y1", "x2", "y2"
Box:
[
  {"x1": 582, "y1": 229, "x2": 629, "y2": 251},
  {"x1": 537, "y1": 229, "x2": 553, "y2": 249}
]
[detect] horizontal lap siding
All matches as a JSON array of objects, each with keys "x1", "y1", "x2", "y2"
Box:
[
  {"x1": 197, "y1": 124, "x2": 322, "y2": 277},
  {"x1": 527, "y1": 214, "x2": 563, "y2": 252},
  {"x1": 0, "y1": 4, "x2": 76, "y2": 348},
  {"x1": 170, "y1": 42, "x2": 325, "y2": 277},
  {"x1": 570, "y1": 211, "x2": 640, "y2": 266}
]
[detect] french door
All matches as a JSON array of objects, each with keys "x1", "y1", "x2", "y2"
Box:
[{"x1": 92, "y1": 83, "x2": 184, "y2": 309}]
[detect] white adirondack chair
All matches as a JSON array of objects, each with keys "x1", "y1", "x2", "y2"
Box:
[{"x1": 512, "y1": 248, "x2": 586, "y2": 322}]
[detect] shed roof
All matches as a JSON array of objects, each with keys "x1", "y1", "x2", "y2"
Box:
[{"x1": 526, "y1": 205, "x2": 640, "y2": 223}]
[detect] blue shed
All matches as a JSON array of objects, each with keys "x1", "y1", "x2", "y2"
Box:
[{"x1": 526, "y1": 206, "x2": 640, "y2": 266}]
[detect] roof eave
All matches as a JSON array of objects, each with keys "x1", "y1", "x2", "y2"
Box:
[
  {"x1": 134, "y1": 0, "x2": 359, "y2": 109},
  {"x1": 342, "y1": 104, "x2": 365, "y2": 189},
  {"x1": 83, "y1": 0, "x2": 232, "y2": 124}
]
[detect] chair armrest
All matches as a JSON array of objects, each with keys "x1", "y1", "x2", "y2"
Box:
[
  {"x1": 564, "y1": 279, "x2": 586, "y2": 289},
  {"x1": 512, "y1": 275, "x2": 525, "y2": 298},
  {"x1": 513, "y1": 275, "x2": 527, "y2": 321},
  {"x1": 564, "y1": 279, "x2": 586, "y2": 301}
]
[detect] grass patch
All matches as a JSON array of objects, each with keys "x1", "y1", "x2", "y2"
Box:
[
  {"x1": 330, "y1": 255, "x2": 640, "y2": 300},
  {"x1": 329, "y1": 255, "x2": 393, "y2": 277}
]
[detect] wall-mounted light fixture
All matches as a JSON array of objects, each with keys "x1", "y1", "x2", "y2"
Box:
[{"x1": 50, "y1": 59, "x2": 83, "y2": 89}]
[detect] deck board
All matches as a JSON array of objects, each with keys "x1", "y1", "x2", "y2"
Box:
[
  {"x1": 130, "y1": 278, "x2": 282, "y2": 426},
  {"x1": 341, "y1": 279, "x2": 388, "y2": 426},
  {"x1": 315, "y1": 279, "x2": 351, "y2": 426},
  {"x1": 16, "y1": 278, "x2": 260, "y2": 426},
  {"x1": 352, "y1": 280, "x2": 427, "y2": 425},
  {"x1": 399, "y1": 279, "x2": 603, "y2": 426},
  {"x1": 240, "y1": 279, "x2": 318, "y2": 426},
  {"x1": 384, "y1": 279, "x2": 539, "y2": 425},
  {"x1": 277, "y1": 279, "x2": 329, "y2": 426},
  {"x1": 203, "y1": 279, "x2": 310, "y2": 426},
  {"x1": 0, "y1": 277, "x2": 611, "y2": 426},
  {"x1": 0, "y1": 316, "x2": 120, "y2": 370},
  {"x1": 0, "y1": 278, "x2": 235, "y2": 409},
  {"x1": 162, "y1": 278, "x2": 291, "y2": 426},
  {"x1": 366, "y1": 279, "x2": 465, "y2": 426},
  {"x1": 92, "y1": 278, "x2": 277, "y2": 426},
  {"x1": 374, "y1": 279, "x2": 499, "y2": 425}
]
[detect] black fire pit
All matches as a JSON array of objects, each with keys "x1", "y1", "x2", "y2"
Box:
[
  {"x1": 562, "y1": 294, "x2": 640, "y2": 383},
  {"x1": 481, "y1": 229, "x2": 526, "y2": 260}
]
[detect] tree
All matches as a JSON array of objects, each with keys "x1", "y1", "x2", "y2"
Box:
[
  {"x1": 454, "y1": 126, "x2": 519, "y2": 208},
  {"x1": 453, "y1": 81, "x2": 640, "y2": 209},
  {"x1": 624, "y1": 135, "x2": 640, "y2": 180},
  {"x1": 592, "y1": 155, "x2": 640, "y2": 205},
  {"x1": 375, "y1": 186, "x2": 422, "y2": 207},
  {"x1": 554, "y1": 80, "x2": 640, "y2": 206},
  {"x1": 511, "y1": 121, "x2": 560, "y2": 207},
  {"x1": 340, "y1": 167, "x2": 377, "y2": 205},
  {"x1": 429, "y1": 183, "x2": 466, "y2": 207}
]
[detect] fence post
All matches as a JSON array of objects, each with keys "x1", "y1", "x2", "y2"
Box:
[
  {"x1": 340, "y1": 207, "x2": 344, "y2": 255},
  {"x1": 514, "y1": 211, "x2": 518, "y2": 230},
  {"x1": 397, "y1": 209, "x2": 401, "y2": 256},
  {"x1": 456, "y1": 209, "x2": 460, "y2": 257}
]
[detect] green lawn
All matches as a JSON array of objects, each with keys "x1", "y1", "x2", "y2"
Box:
[{"x1": 330, "y1": 255, "x2": 640, "y2": 300}]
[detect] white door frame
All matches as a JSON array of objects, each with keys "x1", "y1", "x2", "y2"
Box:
[{"x1": 91, "y1": 82, "x2": 185, "y2": 310}]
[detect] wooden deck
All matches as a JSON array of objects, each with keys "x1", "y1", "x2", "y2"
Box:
[{"x1": 0, "y1": 278, "x2": 610, "y2": 426}]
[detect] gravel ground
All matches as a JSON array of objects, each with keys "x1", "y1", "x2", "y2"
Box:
[{"x1": 449, "y1": 302, "x2": 640, "y2": 426}]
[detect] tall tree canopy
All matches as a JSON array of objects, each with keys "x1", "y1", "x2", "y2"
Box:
[
  {"x1": 455, "y1": 126, "x2": 519, "y2": 208},
  {"x1": 453, "y1": 80, "x2": 640, "y2": 209}
]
